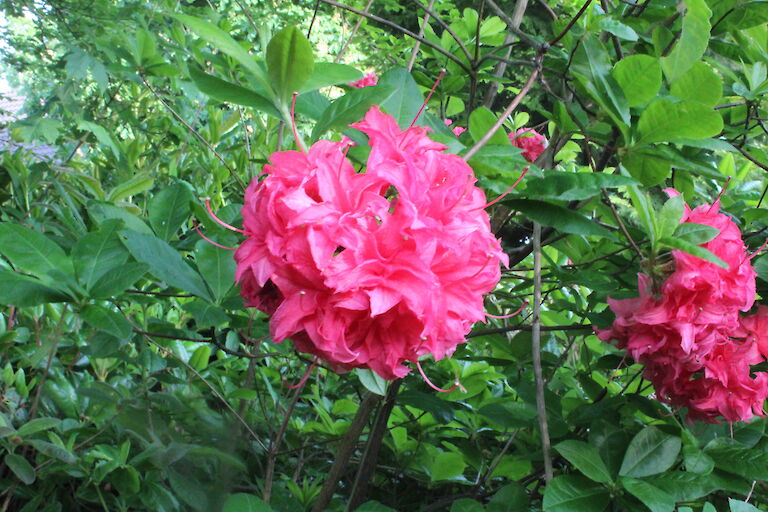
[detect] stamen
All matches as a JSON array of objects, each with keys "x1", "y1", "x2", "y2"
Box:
[
  {"x1": 750, "y1": 238, "x2": 768, "y2": 259},
  {"x1": 205, "y1": 198, "x2": 245, "y2": 233},
  {"x1": 467, "y1": 256, "x2": 492, "y2": 280},
  {"x1": 193, "y1": 220, "x2": 235, "y2": 250},
  {"x1": 485, "y1": 300, "x2": 528, "y2": 319},
  {"x1": 479, "y1": 167, "x2": 529, "y2": 210},
  {"x1": 707, "y1": 176, "x2": 731, "y2": 213},
  {"x1": 284, "y1": 357, "x2": 318, "y2": 389},
  {"x1": 415, "y1": 359, "x2": 459, "y2": 393},
  {"x1": 409, "y1": 69, "x2": 446, "y2": 128},
  {"x1": 291, "y1": 92, "x2": 306, "y2": 153}
]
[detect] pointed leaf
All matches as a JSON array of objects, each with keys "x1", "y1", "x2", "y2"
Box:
[
  {"x1": 266, "y1": 26, "x2": 314, "y2": 104},
  {"x1": 555, "y1": 440, "x2": 613, "y2": 484},
  {"x1": 149, "y1": 182, "x2": 193, "y2": 242},
  {"x1": 619, "y1": 427, "x2": 681, "y2": 478}
]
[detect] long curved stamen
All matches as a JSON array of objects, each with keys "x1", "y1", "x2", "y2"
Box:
[
  {"x1": 205, "y1": 198, "x2": 245, "y2": 233},
  {"x1": 750, "y1": 238, "x2": 768, "y2": 259},
  {"x1": 480, "y1": 167, "x2": 529, "y2": 210},
  {"x1": 416, "y1": 359, "x2": 459, "y2": 393},
  {"x1": 485, "y1": 300, "x2": 528, "y2": 319},
  {"x1": 409, "y1": 69, "x2": 446, "y2": 128},
  {"x1": 285, "y1": 357, "x2": 318, "y2": 389},
  {"x1": 468, "y1": 256, "x2": 492, "y2": 280},
  {"x1": 193, "y1": 220, "x2": 235, "y2": 250},
  {"x1": 291, "y1": 92, "x2": 306, "y2": 153},
  {"x1": 708, "y1": 176, "x2": 731, "y2": 213}
]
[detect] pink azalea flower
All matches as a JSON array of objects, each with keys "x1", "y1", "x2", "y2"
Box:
[
  {"x1": 596, "y1": 192, "x2": 767, "y2": 423},
  {"x1": 349, "y1": 72, "x2": 378, "y2": 88},
  {"x1": 509, "y1": 128, "x2": 547, "y2": 163},
  {"x1": 444, "y1": 119, "x2": 466, "y2": 136},
  {"x1": 234, "y1": 106, "x2": 507, "y2": 379}
]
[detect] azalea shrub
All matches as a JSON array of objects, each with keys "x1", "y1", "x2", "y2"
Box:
[{"x1": 1, "y1": 0, "x2": 768, "y2": 511}]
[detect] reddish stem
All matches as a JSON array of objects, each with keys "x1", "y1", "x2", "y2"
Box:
[
  {"x1": 409, "y1": 69, "x2": 446, "y2": 128},
  {"x1": 205, "y1": 198, "x2": 245, "y2": 233},
  {"x1": 415, "y1": 360, "x2": 459, "y2": 393},
  {"x1": 193, "y1": 220, "x2": 236, "y2": 250},
  {"x1": 486, "y1": 300, "x2": 528, "y2": 319}
]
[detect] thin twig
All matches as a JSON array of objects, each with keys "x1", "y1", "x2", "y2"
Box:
[
  {"x1": 407, "y1": 0, "x2": 437, "y2": 71},
  {"x1": 140, "y1": 74, "x2": 246, "y2": 191},
  {"x1": 334, "y1": 0, "x2": 375, "y2": 63},
  {"x1": 407, "y1": 0, "x2": 474, "y2": 64},
  {"x1": 531, "y1": 222, "x2": 553, "y2": 483},
  {"x1": 550, "y1": 0, "x2": 593, "y2": 46},
  {"x1": 133, "y1": 328, "x2": 281, "y2": 359}
]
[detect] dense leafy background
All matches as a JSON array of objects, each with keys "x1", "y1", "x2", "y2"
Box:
[{"x1": 1, "y1": 0, "x2": 768, "y2": 511}]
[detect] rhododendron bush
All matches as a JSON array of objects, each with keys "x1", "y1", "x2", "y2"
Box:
[{"x1": 3, "y1": 0, "x2": 768, "y2": 511}]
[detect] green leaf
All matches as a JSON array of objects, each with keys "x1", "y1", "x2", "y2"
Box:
[
  {"x1": 555, "y1": 440, "x2": 613, "y2": 484},
  {"x1": 467, "y1": 145, "x2": 526, "y2": 180},
  {"x1": 357, "y1": 369, "x2": 387, "y2": 396},
  {"x1": 28, "y1": 440, "x2": 77, "y2": 464},
  {"x1": 106, "y1": 174, "x2": 154, "y2": 203},
  {"x1": 300, "y1": 62, "x2": 362, "y2": 92},
  {"x1": 175, "y1": 14, "x2": 272, "y2": 95},
  {"x1": 311, "y1": 85, "x2": 396, "y2": 139},
  {"x1": 635, "y1": 99, "x2": 723, "y2": 146},
  {"x1": 120, "y1": 230, "x2": 213, "y2": 301},
  {"x1": 503, "y1": 199, "x2": 616, "y2": 239},
  {"x1": 88, "y1": 201, "x2": 153, "y2": 235},
  {"x1": 658, "y1": 237, "x2": 728, "y2": 269},
  {"x1": 222, "y1": 493, "x2": 273, "y2": 512},
  {"x1": 15, "y1": 418, "x2": 61, "y2": 438},
  {"x1": 661, "y1": 0, "x2": 712, "y2": 82},
  {"x1": 451, "y1": 499, "x2": 484, "y2": 512},
  {"x1": 619, "y1": 427, "x2": 681, "y2": 478},
  {"x1": 189, "y1": 345, "x2": 211, "y2": 371},
  {"x1": 478, "y1": 401, "x2": 537, "y2": 429},
  {"x1": 428, "y1": 452, "x2": 466, "y2": 481},
  {"x1": 73, "y1": 219, "x2": 130, "y2": 292},
  {"x1": 188, "y1": 66, "x2": 280, "y2": 119},
  {"x1": 704, "y1": 439, "x2": 768, "y2": 480},
  {"x1": 670, "y1": 62, "x2": 722, "y2": 106},
  {"x1": 89, "y1": 262, "x2": 148, "y2": 299},
  {"x1": 486, "y1": 482, "x2": 528, "y2": 512},
  {"x1": 620, "y1": 477, "x2": 675, "y2": 512},
  {"x1": 81, "y1": 304, "x2": 132, "y2": 340},
  {"x1": 622, "y1": 149, "x2": 672, "y2": 186},
  {"x1": 524, "y1": 172, "x2": 636, "y2": 200},
  {"x1": 573, "y1": 37, "x2": 630, "y2": 129},
  {"x1": 266, "y1": 26, "x2": 314, "y2": 105},
  {"x1": 682, "y1": 443, "x2": 715, "y2": 474},
  {"x1": 729, "y1": 499, "x2": 761, "y2": 512},
  {"x1": 599, "y1": 18, "x2": 638, "y2": 40},
  {"x1": 182, "y1": 300, "x2": 230, "y2": 327},
  {"x1": 0, "y1": 270, "x2": 71, "y2": 306},
  {"x1": 542, "y1": 475, "x2": 610, "y2": 512},
  {"x1": 469, "y1": 107, "x2": 511, "y2": 146},
  {"x1": 0, "y1": 223, "x2": 74, "y2": 279},
  {"x1": 378, "y1": 68, "x2": 424, "y2": 129},
  {"x1": 612, "y1": 54, "x2": 662, "y2": 107},
  {"x1": 195, "y1": 240, "x2": 235, "y2": 302},
  {"x1": 398, "y1": 389, "x2": 456, "y2": 424},
  {"x1": 656, "y1": 194, "x2": 684, "y2": 240},
  {"x1": 149, "y1": 182, "x2": 193, "y2": 242},
  {"x1": 5, "y1": 453, "x2": 35, "y2": 484},
  {"x1": 674, "y1": 223, "x2": 719, "y2": 246}
]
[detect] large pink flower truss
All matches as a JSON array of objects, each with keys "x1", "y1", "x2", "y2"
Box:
[
  {"x1": 235, "y1": 106, "x2": 508, "y2": 379},
  {"x1": 598, "y1": 193, "x2": 768, "y2": 423}
]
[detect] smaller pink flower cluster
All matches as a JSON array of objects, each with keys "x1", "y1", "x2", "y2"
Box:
[
  {"x1": 349, "y1": 72, "x2": 378, "y2": 88},
  {"x1": 444, "y1": 119, "x2": 466, "y2": 137},
  {"x1": 235, "y1": 107, "x2": 507, "y2": 379},
  {"x1": 598, "y1": 192, "x2": 768, "y2": 423},
  {"x1": 509, "y1": 128, "x2": 546, "y2": 163}
]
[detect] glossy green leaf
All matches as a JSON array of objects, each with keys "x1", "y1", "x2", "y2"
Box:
[
  {"x1": 524, "y1": 172, "x2": 636, "y2": 200},
  {"x1": 182, "y1": 300, "x2": 229, "y2": 327},
  {"x1": 635, "y1": 99, "x2": 723, "y2": 146},
  {"x1": 486, "y1": 482, "x2": 528, "y2": 512},
  {"x1": 658, "y1": 237, "x2": 728, "y2": 269},
  {"x1": 429, "y1": 452, "x2": 466, "y2": 481},
  {"x1": 656, "y1": 194, "x2": 684, "y2": 240},
  {"x1": 28, "y1": 440, "x2": 77, "y2": 464},
  {"x1": 378, "y1": 67, "x2": 424, "y2": 129},
  {"x1": 674, "y1": 223, "x2": 719, "y2": 245},
  {"x1": 0, "y1": 223, "x2": 73, "y2": 279},
  {"x1": 621, "y1": 149, "x2": 672, "y2": 187},
  {"x1": 149, "y1": 182, "x2": 193, "y2": 242},
  {"x1": 555, "y1": 440, "x2": 613, "y2": 484},
  {"x1": 175, "y1": 14, "x2": 272, "y2": 95},
  {"x1": 189, "y1": 345, "x2": 211, "y2": 371},
  {"x1": 300, "y1": 62, "x2": 362, "y2": 92},
  {"x1": 120, "y1": 230, "x2": 213, "y2": 301},
  {"x1": 189, "y1": 65, "x2": 280, "y2": 119},
  {"x1": 81, "y1": 304, "x2": 132, "y2": 340},
  {"x1": 0, "y1": 270, "x2": 71, "y2": 306},
  {"x1": 451, "y1": 499, "x2": 484, "y2": 512},
  {"x1": 469, "y1": 107, "x2": 511, "y2": 146},
  {"x1": 612, "y1": 54, "x2": 662, "y2": 107},
  {"x1": 661, "y1": 0, "x2": 712, "y2": 81},
  {"x1": 106, "y1": 174, "x2": 154, "y2": 203},
  {"x1": 503, "y1": 199, "x2": 616, "y2": 239},
  {"x1": 311, "y1": 85, "x2": 396, "y2": 139},
  {"x1": 195, "y1": 240, "x2": 235, "y2": 302},
  {"x1": 266, "y1": 26, "x2": 314, "y2": 104},
  {"x1": 15, "y1": 418, "x2": 61, "y2": 438},
  {"x1": 620, "y1": 477, "x2": 675, "y2": 512},
  {"x1": 222, "y1": 494, "x2": 273, "y2": 512},
  {"x1": 542, "y1": 475, "x2": 610, "y2": 512},
  {"x1": 357, "y1": 369, "x2": 387, "y2": 396},
  {"x1": 729, "y1": 499, "x2": 761, "y2": 512},
  {"x1": 670, "y1": 62, "x2": 722, "y2": 106},
  {"x1": 88, "y1": 262, "x2": 148, "y2": 299},
  {"x1": 73, "y1": 219, "x2": 129, "y2": 291},
  {"x1": 619, "y1": 427, "x2": 681, "y2": 478},
  {"x1": 5, "y1": 453, "x2": 35, "y2": 484}
]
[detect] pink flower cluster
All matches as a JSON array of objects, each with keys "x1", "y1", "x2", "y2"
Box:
[
  {"x1": 349, "y1": 72, "x2": 378, "y2": 88},
  {"x1": 234, "y1": 106, "x2": 507, "y2": 379},
  {"x1": 598, "y1": 192, "x2": 768, "y2": 422},
  {"x1": 444, "y1": 119, "x2": 466, "y2": 137},
  {"x1": 509, "y1": 128, "x2": 546, "y2": 163}
]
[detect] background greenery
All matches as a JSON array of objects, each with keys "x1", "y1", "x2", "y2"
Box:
[{"x1": 1, "y1": 0, "x2": 768, "y2": 510}]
